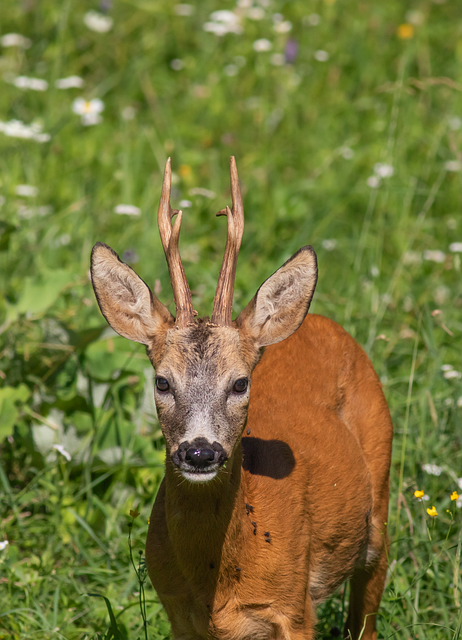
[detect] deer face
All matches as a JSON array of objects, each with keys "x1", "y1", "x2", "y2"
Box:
[
  {"x1": 90, "y1": 158, "x2": 317, "y2": 484},
  {"x1": 149, "y1": 323, "x2": 259, "y2": 482}
]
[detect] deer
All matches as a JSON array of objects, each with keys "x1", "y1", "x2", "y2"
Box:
[{"x1": 90, "y1": 157, "x2": 393, "y2": 640}]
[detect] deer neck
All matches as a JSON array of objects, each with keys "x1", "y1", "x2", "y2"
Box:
[{"x1": 164, "y1": 441, "x2": 248, "y2": 589}]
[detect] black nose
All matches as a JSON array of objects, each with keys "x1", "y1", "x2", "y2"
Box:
[
  {"x1": 172, "y1": 438, "x2": 227, "y2": 471},
  {"x1": 185, "y1": 447, "x2": 215, "y2": 468}
]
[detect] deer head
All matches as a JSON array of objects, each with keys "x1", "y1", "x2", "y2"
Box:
[{"x1": 90, "y1": 158, "x2": 317, "y2": 483}]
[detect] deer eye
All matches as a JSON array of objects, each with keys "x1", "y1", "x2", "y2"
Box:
[
  {"x1": 156, "y1": 377, "x2": 170, "y2": 392},
  {"x1": 232, "y1": 378, "x2": 248, "y2": 394}
]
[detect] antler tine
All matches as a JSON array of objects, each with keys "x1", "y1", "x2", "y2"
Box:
[
  {"x1": 211, "y1": 157, "x2": 245, "y2": 326},
  {"x1": 157, "y1": 158, "x2": 194, "y2": 328}
]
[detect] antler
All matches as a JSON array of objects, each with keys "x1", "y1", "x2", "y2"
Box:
[
  {"x1": 211, "y1": 157, "x2": 245, "y2": 326},
  {"x1": 158, "y1": 158, "x2": 194, "y2": 328}
]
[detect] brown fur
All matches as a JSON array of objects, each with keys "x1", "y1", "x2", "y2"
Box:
[{"x1": 146, "y1": 315, "x2": 392, "y2": 640}]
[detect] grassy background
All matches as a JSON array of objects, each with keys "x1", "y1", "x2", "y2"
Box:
[{"x1": 1, "y1": 0, "x2": 462, "y2": 638}]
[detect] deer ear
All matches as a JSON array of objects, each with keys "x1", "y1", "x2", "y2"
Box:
[
  {"x1": 235, "y1": 246, "x2": 317, "y2": 348},
  {"x1": 90, "y1": 242, "x2": 174, "y2": 345}
]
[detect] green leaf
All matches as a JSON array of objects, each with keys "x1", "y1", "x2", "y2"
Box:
[
  {"x1": 6, "y1": 269, "x2": 75, "y2": 322},
  {"x1": 0, "y1": 385, "x2": 30, "y2": 440}
]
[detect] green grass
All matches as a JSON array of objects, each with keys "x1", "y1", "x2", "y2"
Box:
[{"x1": 0, "y1": 0, "x2": 461, "y2": 637}]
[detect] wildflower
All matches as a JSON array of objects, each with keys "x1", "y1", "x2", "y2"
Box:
[
  {"x1": 303, "y1": 14, "x2": 320, "y2": 26},
  {"x1": 402, "y1": 251, "x2": 422, "y2": 265},
  {"x1": 274, "y1": 21, "x2": 292, "y2": 34},
  {"x1": 15, "y1": 185, "x2": 38, "y2": 197},
  {"x1": 374, "y1": 163, "x2": 394, "y2": 178},
  {"x1": 174, "y1": 4, "x2": 195, "y2": 16},
  {"x1": 399, "y1": 328, "x2": 416, "y2": 339},
  {"x1": 253, "y1": 39, "x2": 272, "y2": 52},
  {"x1": 445, "y1": 160, "x2": 461, "y2": 172},
  {"x1": 54, "y1": 233, "x2": 71, "y2": 247},
  {"x1": 121, "y1": 106, "x2": 136, "y2": 120},
  {"x1": 179, "y1": 199, "x2": 192, "y2": 208},
  {"x1": 414, "y1": 489, "x2": 425, "y2": 499},
  {"x1": 270, "y1": 54, "x2": 285, "y2": 66},
  {"x1": 451, "y1": 491, "x2": 459, "y2": 501},
  {"x1": 83, "y1": 10, "x2": 113, "y2": 32},
  {"x1": 189, "y1": 187, "x2": 216, "y2": 198},
  {"x1": 322, "y1": 239, "x2": 337, "y2": 251},
  {"x1": 122, "y1": 249, "x2": 139, "y2": 263},
  {"x1": 449, "y1": 242, "x2": 462, "y2": 252},
  {"x1": 0, "y1": 540, "x2": 8, "y2": 551},
  {"x1": 442, "y1": 364, "x2": 453, "y2": 371},
  {"x1": 0, "y1": 33, "x2": 31, "y2": 48},
  {"x1": 224, "y1": 64, "x2": 238, "y2": 76},
  {"x1": 72, "y1": 98, "x2": 104, "y2": 126},
  {"x1": 367, "y1": 176, "x2": 381, "y2": 189},
  {"x1": 130, "y1": 508, "x2": 140, "y2": 518},
  {"x1": 422, "y1": 463, "x2": 442, "y2": 476},
  {"x1": 12, "y1": 76, "x2": 48, "y2": 91},
  {"x1": 340, "y1": 147, "x2": 354, "y2": 159},
  {"x1": 53, "y1": 444, "x2": 71, "y2": 461},
  {"x1": 285, "y1": 39, "x2": 298, "y2": 64},
  {"x1": 314, "y1": 50, "x2": 329, "y2": 62},
  {"x1": 405, "y1": 10, "x2": 424, "y2": 25},
  {"x1": 448, "y1": 117, "x2": 461, "y2": 131},
  {"x1": 248, "y1": 7, "x2": 265, "y2": 20},
  {"x1": 0, "y1": 119, "x2": 50, "y2": 143},
  {"x1": 397, "y1": 24, "x2": 414, "y2": 39},
  {"x1": 203, "y1": 11, "x2": 242, "y2": 35},
  {"x1": 179, "y1": 164, "x2": 192, "y2": 179},
  {"x1": 423, "y1": 250, "x2": 446, "y2": 263},
  {"x1": 114, "y1": 204, "x2": 141, "y2": 216},
  {"x1": 426, "y1": 506, "x2": 438, "y2": 517},
  {"x1": 170, "y1": 59, "x2": 184, "y2": 71},
  {"x1": 55, "y1": 76, "x2": 84, "y2": 89},
  {"x1": 444, "y1": 370, "x2": 461, "y2": 380}
]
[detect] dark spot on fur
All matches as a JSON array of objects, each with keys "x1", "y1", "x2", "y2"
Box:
[
  {"x1": 251, "y1": 521, "x2": 257, "y2": 535},
  {"x1": 264, "y1": 531, "x2": 270, "y2": 537},
  {"x1": 246, "y1": 429, "x2": 251, "y2": 435},
  {"x1": 209, "y1": 562, "x2": 215, "y2": 570},
  {"x1": 245, "y1": 503, "x2": 254, "y2": 515}
]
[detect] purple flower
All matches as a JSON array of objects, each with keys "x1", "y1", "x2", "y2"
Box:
[
  {"x1": 285, "y1": 39, "x2": 298, "y2": 64},
  {"x1": 100, "y1": 0, "x2": 112, "y2": 12}
]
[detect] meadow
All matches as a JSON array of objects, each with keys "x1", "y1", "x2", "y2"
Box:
[{"x1": 0, "y1": 0, "x2": 461, "y2": 637}]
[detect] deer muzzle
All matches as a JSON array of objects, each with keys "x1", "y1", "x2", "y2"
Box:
[{"x1": 171, "y1": 438, "x2": 228, "y2": 483}]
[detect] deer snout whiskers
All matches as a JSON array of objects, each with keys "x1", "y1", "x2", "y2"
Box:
[{"x1": 172, "y1": 438, "x2": 228, "y2": 482}]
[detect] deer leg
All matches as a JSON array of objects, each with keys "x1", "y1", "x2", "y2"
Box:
[{"x1": 343, "y1": 537, "x2": 388, "y2": 640}]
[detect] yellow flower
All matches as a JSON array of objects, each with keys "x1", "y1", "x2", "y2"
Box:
[
  {"x1": 414, "y1": 489, "x2": 424, "y2": 499},
  {"x1": 451, "y1": 491, "x2": 459, "y2": 501},
  {"x1": 130, "y1": 508, "x2": 140, "y2": 518},
  {"x1": 179, "y1": 164, "x2": 192, "y2": 179},
  {"x1": 148, "y1": 517, "x2": 151, "y2": 525},
  {"x1": 397, "y1": 24, "x2": 414, "y2": 39},
  {"x1": 426, "y1": 506, "x2": 438, "y2": 517}
]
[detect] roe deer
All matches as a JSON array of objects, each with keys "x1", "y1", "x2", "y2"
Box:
[{"x1": 90, "y1": 157, "x2": 393, "y2": 640}]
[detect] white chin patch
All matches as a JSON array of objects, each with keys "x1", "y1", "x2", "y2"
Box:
[{"x1": 181, "y1": 470, "x2": 218, "y2": 483}]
